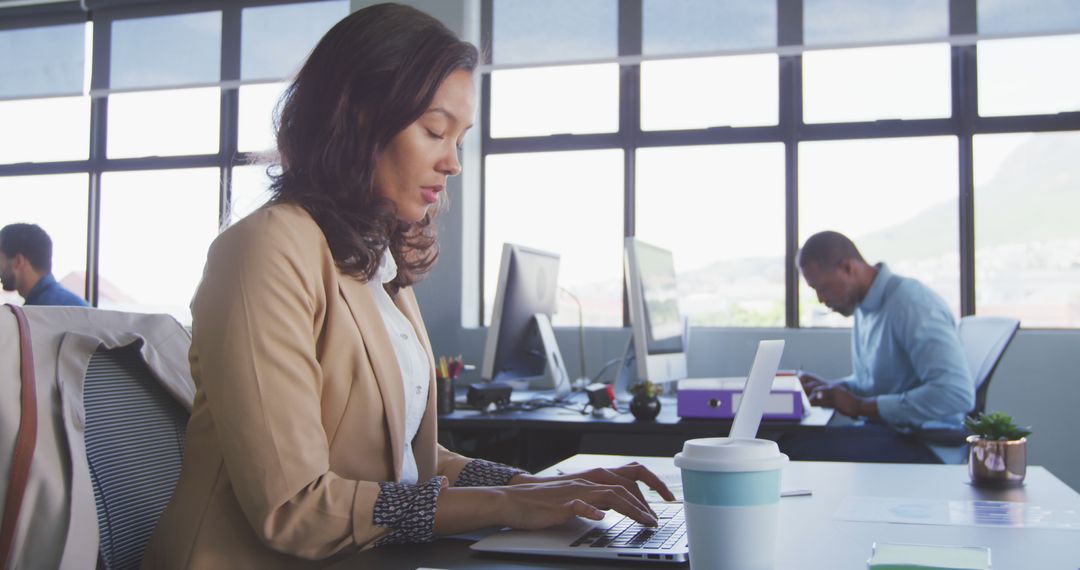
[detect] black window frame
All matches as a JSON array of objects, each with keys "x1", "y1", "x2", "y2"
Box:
[
  {"x1": 0, "y1": 0, "x2": 335, "y2": 308},
  {"x1": 3, "y1": 0, "x2": 1079, "y2": 328},
  {"x1": 477, "y1": 0, "x2": 1080, "y2": 329}
]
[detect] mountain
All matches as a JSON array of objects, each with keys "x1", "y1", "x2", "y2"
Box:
[{"x1": 859, "y1": 133, "x2": 1080, "y2": 261}]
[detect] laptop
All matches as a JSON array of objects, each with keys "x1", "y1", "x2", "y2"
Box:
[{"x1": 470, "y1": 339, "x2": 786, "y2": 564}]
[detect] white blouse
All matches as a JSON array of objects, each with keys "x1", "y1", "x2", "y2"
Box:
[{"x1": 368, "y1": 252, "x2": 429, "y2": 485}]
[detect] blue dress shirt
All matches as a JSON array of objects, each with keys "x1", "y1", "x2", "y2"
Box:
[
  {"x1": 24, "y1": 273, "x2": 90, "y2": 307},
  {"x1": 837, "y1": 263, "x2": 973, "y2": 429}
]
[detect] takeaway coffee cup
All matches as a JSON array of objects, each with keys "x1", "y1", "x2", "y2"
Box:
[{"x1": 674, "y1": 437, "x2": 788, "y2": 569}]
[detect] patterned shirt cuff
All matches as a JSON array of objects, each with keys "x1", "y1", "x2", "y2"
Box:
[
  {"x1": 455, "y1": 458, "x2": 528, "y2": 487},
  {"x1": 372, "y1": 476, "x2": 444, "y2": 546}
]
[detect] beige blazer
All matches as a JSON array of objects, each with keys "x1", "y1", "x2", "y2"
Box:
[{"x1": 143, "y1": 204, "x2": 473, "y2": 569}]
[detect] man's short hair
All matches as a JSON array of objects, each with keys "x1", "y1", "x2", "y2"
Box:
[
  {"x1": 797, "y1": 230, "x2": 865, "y2": 270},
  {"x1": 0, "y1": 223, "x2": 53, "y2": 272}
]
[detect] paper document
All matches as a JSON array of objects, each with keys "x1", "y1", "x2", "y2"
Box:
[{"x1": 835, "y1": 496, "x2": 1080, "y2": 530}]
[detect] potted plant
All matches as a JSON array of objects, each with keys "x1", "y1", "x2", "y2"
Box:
[
  {"x1": 964, "y1": 411, "x2": 1032, "y2": 488},
  {"x1": 629, "y1": 380, "x2": 663, "y2": 421}
]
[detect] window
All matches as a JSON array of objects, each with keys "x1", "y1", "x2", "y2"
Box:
[
  {"x1": 642, "y1": 0, "x2": 775, "y2": 55},
  {"x1": 484, "y1": 150, "x2": 624, "y2": 327},
  {"x1": 3, "y1": 1, "x2": 1079, "y2": 331},
  {"x1": 90, "y1": 11, "x2": 227, "y2": 321},
  {"x1": 238, "y1": 82, "x2": 287, "y2": 153},
  {"x1": 799, "y1": 137, "x2": 960, "y2": 327},
  {"x1": 0, "y1": 1, "x2": 355, "y2": 323},
  {"x1": 804, "y1": 0, "x2": 948, "y2": 46},
  {"x1": 98, "y1": 169, "x2": 219, "y2": 323},
  {"x1": 0, "y1": 174, "x2": 89, "y2": 306},
  {"x1": 802, "y1": 44, "x2": 951, "y2": 124},
  {"x1": 241, "y1": 1, "x2": 348, "y2": 81},
  {"x1": 238, "y1": 1, "x2": 348, "y2": 153},
  {"x1": 490, "y1": 64, "x2": 619, "y2": 138},
  {"x1": 0, "y1": 23, "x2": 87, "y2": 99},
  {"x1": 107, "y1": 88, "x2": 220, "y2": 158},
  {"x1": 974, "y1": 132, "x2": 1080, "y2": 328},
  {"x1": 480, "y1": 0, "x2": 1080, "y2": 330},
  {"x1": 0, "y1": 21, "x2": 91, "y2": 306},
  {"x1": 638, "y1": 0, "x2": 779, "y2": 131},
  {"x1": 110, "y1": 11, "x2": 221, "y2": 90},
  {"x1": 636, "y1": 144, "x2": 786, "y2": 327},
  {"x1": 0, "y1": 97, "x2": 90, "y2": 163},
  {"x1": 977, "y1": 34, "x2": 1080, "y2": 117},
  {"x1": 492, "y1": 0, "x2": 616, "y2": 65},
  {"x1": 977, "y1": 0, "x2": 1080, "y2": 36},
  {"x1": 230, "y1": 164, "x2": 274, "y2": 223},
  {"x1": 0, "y1": 22, "x2": 90, "y2": 164},
  {"x1": 640, "y1": 55, "x2": 778, "y2": 131}
]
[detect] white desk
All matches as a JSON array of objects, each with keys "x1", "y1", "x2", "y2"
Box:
[
  {"x1": 560, "y1": 454, "x2": 1080, "y2": 569},
  {"x1": 336, "y1": 454, "x2": 1080, "y2": 569}
]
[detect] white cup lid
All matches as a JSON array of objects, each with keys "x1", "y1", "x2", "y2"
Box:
[{"x1": 674, "y1": 437, "x2": 788, "y2": 472}]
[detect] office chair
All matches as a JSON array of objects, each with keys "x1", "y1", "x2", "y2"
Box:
[
  {"x1": 958, "y1": 315, "x2": 1020, "y2": 418},
  {"x1": 83, "y1": 342, "x2": 189, "y2": 570},
  {"x1": 925, "y1": 315, "x2": 1020, "y2": 463}
]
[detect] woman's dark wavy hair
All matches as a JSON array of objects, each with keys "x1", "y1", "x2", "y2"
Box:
[{"x1": 269, "y1": 3, "x2": 478, "y2": 292}]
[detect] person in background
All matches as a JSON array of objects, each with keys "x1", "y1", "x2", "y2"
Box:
[
  {"x1": 0, "y1": 223, "x2": 88, "y2": 307},
  {"x1": 145, "y1": 4, "x2": 672, "y2": 568},
  {"x1": 781, "y1": 230, "x2": 973, "y2": 463}
]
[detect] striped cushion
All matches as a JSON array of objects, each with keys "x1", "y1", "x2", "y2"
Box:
[{"x1": 83, "y1": 343, "x2": 188, "y2": 570}]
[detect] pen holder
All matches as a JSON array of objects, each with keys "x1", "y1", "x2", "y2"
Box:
[
  {"x1": 436, "y1": 376, "x2": 455, "y2": 415},
  {"x1": 436, "y1": 355, "x2": 467, "y2": 415}
]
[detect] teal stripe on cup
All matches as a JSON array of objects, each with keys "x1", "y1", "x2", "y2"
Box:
[{"x1": 681, "y1": 469, "x2": 781, "y2": 507}]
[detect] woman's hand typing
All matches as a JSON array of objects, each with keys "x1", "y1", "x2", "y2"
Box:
[
  {"x1": 496, "y1": 477, "x2": 657, "y2": 529},
  {"x1": 509, "y1": 462, "x2": 675, "y2": 506},
  {"x1": 432, "y1": 462, "x2": 674, "y2": 536}
]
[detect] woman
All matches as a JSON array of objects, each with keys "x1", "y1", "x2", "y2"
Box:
[{"x1": 144, "y1": 3, "x2": 671, "y2": 568}]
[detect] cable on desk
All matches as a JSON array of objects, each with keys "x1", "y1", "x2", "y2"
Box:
[{"x1": 590, "y1": 357, "x2": 622, "y2": 384}]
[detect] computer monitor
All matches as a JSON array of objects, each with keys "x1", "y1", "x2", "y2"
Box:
[
  {"x1": 480, "y1": 243, "x2": 570, "y2": 398},
  {"x1": 614, "y1": 238, "x2": 689, "y2": 398}
]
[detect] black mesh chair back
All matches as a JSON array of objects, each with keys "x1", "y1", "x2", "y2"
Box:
[
  {"x1": 83, "y1": 343, "x2": 189, "y2": 570},
  {"x1": 958, "y1": 315, "x2": 1020, "y2": 417}
]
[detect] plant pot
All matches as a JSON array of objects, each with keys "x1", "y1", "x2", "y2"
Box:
[
  {"x1": 967, "y1": 435, "x2": 1027, "y2": 488},
  {"x1": 630, "y1": 395, "x2": 660, "y2": 421}
]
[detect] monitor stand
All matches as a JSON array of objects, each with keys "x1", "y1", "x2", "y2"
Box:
[
  {"x1": 613, "y1": 316, "x2": 691, "y2": 403},
  {"x1": 613, "y1": 336, "x2": 638, "y2": 403},
  {"x1": 530, "y1": 313, "x2": 571, "y2": 401}
]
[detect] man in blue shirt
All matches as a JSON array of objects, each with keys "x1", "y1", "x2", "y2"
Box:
[
  {"x1": 782, "y1": 231, "x2": 973, "y2": 463},
  {"x1": 1, "y1": 223, "x2": 89, "y2": 307}
]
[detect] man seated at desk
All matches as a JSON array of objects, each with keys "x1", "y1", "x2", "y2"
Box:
[{"x1": 780, "y1": 231, "x2": 974, "y2": 463}]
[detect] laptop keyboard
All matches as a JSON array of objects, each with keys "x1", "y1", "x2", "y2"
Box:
[{"x1": 569, "y1": 503, "x2": 686, "y2": 550}]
